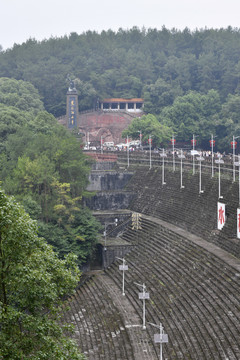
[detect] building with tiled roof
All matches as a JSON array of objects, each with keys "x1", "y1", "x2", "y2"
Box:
[
  {"x1": 100, "y1": 98, "x2": 144, "y2": 112},
  {"x1": 58, "y1": 92, "x2": 144, "y2": 146}
]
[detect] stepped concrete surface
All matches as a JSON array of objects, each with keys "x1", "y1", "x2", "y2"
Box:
[
  {"x1": 65, "y1": 212, "x2": 240, "y2": 359},
  {"x1": 142, "y1": 213, "x2": 240, "y2": 272},
  {"x1": 64, "y1": 163, "x2": 240, "y2": 359}
]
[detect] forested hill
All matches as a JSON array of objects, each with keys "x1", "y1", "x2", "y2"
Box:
[
  {"x1": 1, "y1": 26, "x2": 240, "y2": 149},
  {"x1": 0, "y1": 27, "x2": 240, "y2": 115}
]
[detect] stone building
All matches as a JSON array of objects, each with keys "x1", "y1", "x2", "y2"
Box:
[{"x1": 57, "y1": 88, "x2": 144, "y2": 146}]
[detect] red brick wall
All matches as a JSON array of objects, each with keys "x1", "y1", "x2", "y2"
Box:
[
  {"x1": 85, "y1": 152, "x2": 117, "y2": 162},
  {"x1": 57, "y1": 110, "x2": 142, "y2": 145},
  {"x1": 78, "y1": 111, "x2": 137, "y2": 145}
]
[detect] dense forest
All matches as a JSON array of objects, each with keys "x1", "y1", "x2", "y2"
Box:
[
  {"x1": 0, "y1": 77, "x2": 101, "y2": 266},
  {"x1": 1, "y1": 26, "x2": 240, "y2": 150},
  {"x1": 0, "y1": 189, "x2": 85, "y2": 359}
]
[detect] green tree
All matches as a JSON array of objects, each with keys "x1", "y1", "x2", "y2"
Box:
[
  {"x1": 0, "y1": 77, "x2": 44, "y2": 114},
  {"x1": 37, "y1": 180, "x2": 101, "y2": 265},
  {"x1": 74, "y1": 78, "x2": 97, "y2": 111},
  {"x1": 19, "y1": 56, "x2": 69, "y2": 116},
  {"x1": 217, "y1": 94, "x2": 240, "y2": 150},
  {"x1": 160, "y1": 90, "x2": 221, "y2": 145},
  {"x1": 68, "y1": 207, "x2": 102, "y2": 264},
  {"x1": 143, "y1": 77, "x2": 182, "y2": 114},
  {"x1": 1, "y1": 119, "x2": 97, "y2": 265},
  {"x1": 52, "y1": 180, "x2": 82, "y2": 227},
  {"x1": 0, "y1": 104, "x2": 32, "y2": 144},
  {"x1": 28, "y1": 111, "x2": 59, "y2": 134},
  {"x1": 122, "y1": 114, "x2": 172, "y2": 147},
  {"x1": 0, "y1": 77, "x2": 99, "y2": 269},
  {"x1": 11, "y1": 155, "x2": 57, "y2": 223},
  {"x1": 0, "y1": 189, "x2": 85, "y2": 359}
]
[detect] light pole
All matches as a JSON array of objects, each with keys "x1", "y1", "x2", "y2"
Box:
[
  {"x1": 160, "y1": 148, "x2": 167, "y2": 185},
  {"x1": 148, "y1": 322, "x2": 168, "y2": 360},
  {"x1": 191, "y1": 134, "x2": 198, "y2": 175},
  {"x1": 85, "y1": 131, "x2": 90, "y2": 149},
  {"x1": 127, "y1": 135, "x2": 130, "y2": 168},
  {"x1": 171, "y1": 135, "x2": 176, "y2": 172},
  {"x1": 196, "y1": 153, "x2": 205, "y2": 194},
  {"x1": 135, "y1": 282, "x2": 150, "y2": 329},
  {"x1": 149, "y1": 135, "x2": 152, "y2": 169},
  {"x1": 232, "y1": 135, "x2": 240, "y2": 182},
  {"x1": 177, "y1": 149, "x2": 185, "y2": 189},
  {"x1": 215, "y1": 156, "x2": 224, "y2": 199},
  {"x1": 210, "y1": 134, "x2": 216, "y2": 177},
  {"x1": 117, "y1": 257, "x2": 128, "y2": 296},
  {"x1": 138, "y1": 130, "x2": 142, "y2": 149}
]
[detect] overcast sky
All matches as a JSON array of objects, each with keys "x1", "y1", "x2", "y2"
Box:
[{"x1": 1, "y1": 0, "x2": 240, "y2": 50}]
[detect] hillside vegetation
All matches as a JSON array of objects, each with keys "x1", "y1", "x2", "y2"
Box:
[
  {"x1": 0, "y1": 189, "x2": 85, "y2": 359},
  {"x1": 0, "y1": 78, "x2": 101, "y2": 266},
  {"x1": 1, "y1": 26, "x2": 240, "y2": 150}
]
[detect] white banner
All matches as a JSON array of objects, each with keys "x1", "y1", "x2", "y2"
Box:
[
  {"x1": 237, "y1": 208, "x2": 240, "y2": 239},
  {"x1": 217, "y1": 202, "x2": 225, "y2": 230}
]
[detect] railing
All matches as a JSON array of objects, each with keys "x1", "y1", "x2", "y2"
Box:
[{"x1": 103, "y1": 151, "x2": 235, "y2": 178}]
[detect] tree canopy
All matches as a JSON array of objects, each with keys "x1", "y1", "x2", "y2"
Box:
[
  {"x1": 160, "y1": 90, "x2": 221, "y2": 141},
  {"x1": 1, "y1": 27, "x2": 240, "y2": 150},
  {"x1": 122, "y1": 114, "x2": 172, "y2": 147},
  {"x1": 1, "y1": 27, "x2": 240, "y2": 115},
  {"x1": 0, "y1": 189, "x2": 85, "y2": 359},
  {"x1": 0, "y1": 77, "x2": 44, "y2": 114},
  {"x1": 0, "y1": 78, "x2": 101, "y2": 266}
]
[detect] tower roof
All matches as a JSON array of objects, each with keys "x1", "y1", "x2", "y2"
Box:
[{"x1": 102, "y1": 98, "x2": 143, "y2": 103}]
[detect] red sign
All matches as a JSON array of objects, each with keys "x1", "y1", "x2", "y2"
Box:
[
  {"x1": 231, "y1": 141, "x2": 237, "y2": 149},
  {"x1": 217, "y1": 202, "x2": 225, "y2": 230},
  {"x1": 209, "y1": 140, "x2": 215, "y2": 147},
  {"x1": 148, "y1": 138, "x2": 152, "y2": 144}
]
